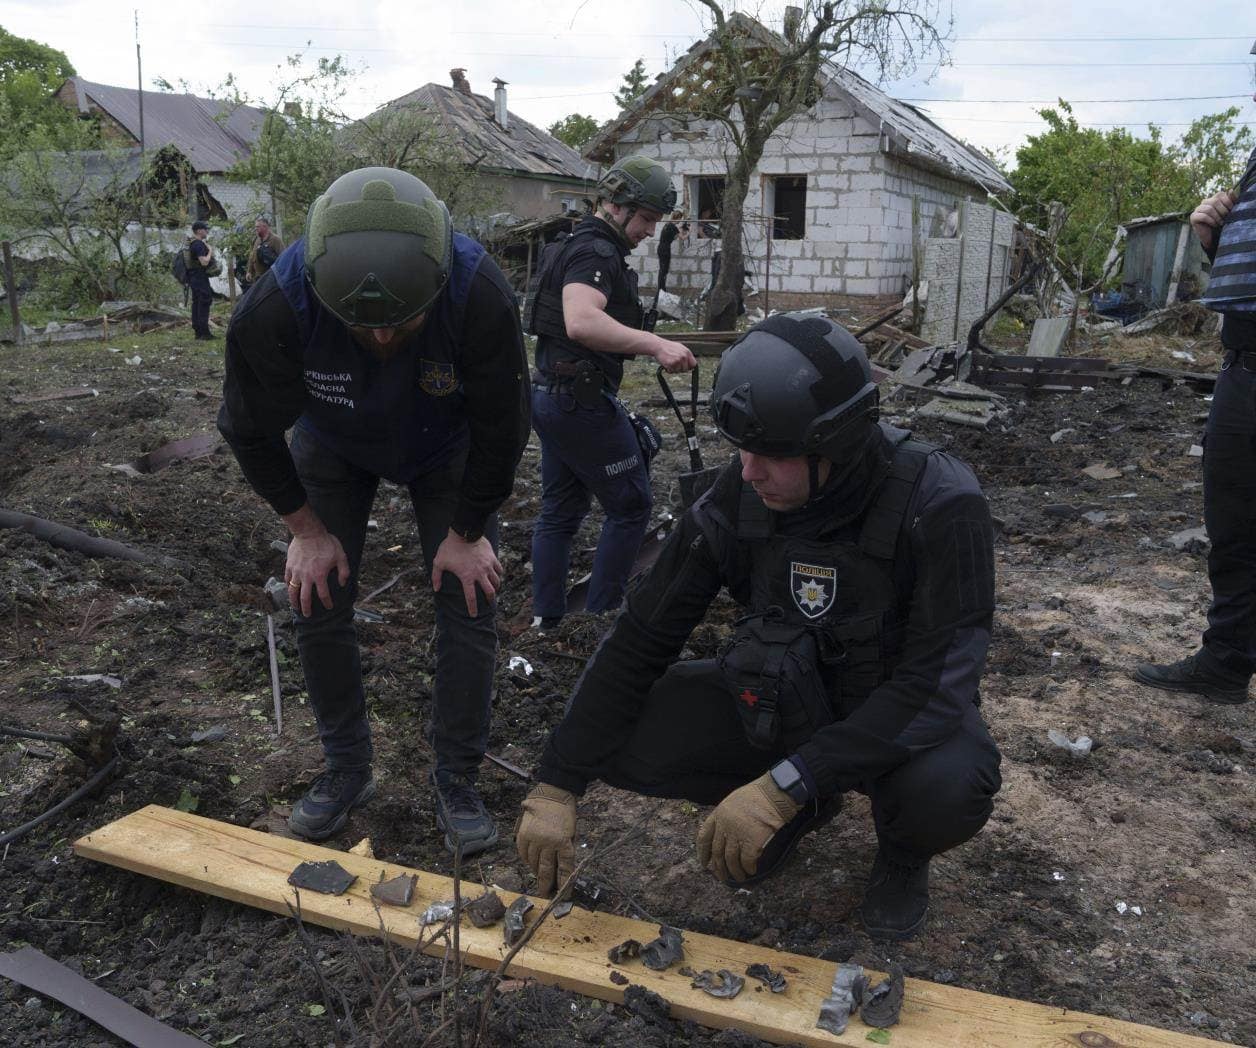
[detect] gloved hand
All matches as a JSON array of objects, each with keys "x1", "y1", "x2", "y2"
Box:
[
  {"x1": 696, "y1": 773, "x2": 801, "y2": 883},
  {"x1": 515, "y1": 784, "x2": 577, "y2": 896}
]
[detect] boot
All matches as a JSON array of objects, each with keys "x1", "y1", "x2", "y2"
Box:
[
  {"x1": 432, "y1": 771, "x2": 499, "y2": 857},
  {"x1": 1133, "y1": 651, "x2": 1249, "y2": 705},
  {"x1": 861, "y1": 848, "x2": 930, "y2": 941},
  {"x1": 288, "y1": 767, "x2": 376, "y2": 840}
]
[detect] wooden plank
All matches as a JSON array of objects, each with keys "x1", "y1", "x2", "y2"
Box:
[
  {"x1": 988, "y1": 355, "x2": 1111, "y2": 371},
  {"x1": 73, "y1": 807, "x2": 1220, "y2": 1048}
]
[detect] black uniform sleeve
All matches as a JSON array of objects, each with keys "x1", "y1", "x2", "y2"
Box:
[
  {"x1": 559, "y1": 239, "x2": 624, "y2": 299},
  {"x1": 450, "y1": 260, "x2": 531, "y2": 538},
  {"x1": 795, "y1": 455, "x2": 995, "y2": 796},
  {"x1": 216, "y1": 273, "x2": 310, "y2": 515},
  {"x1": 536, "y1": 509, "x2": 724, "y2": 795}
]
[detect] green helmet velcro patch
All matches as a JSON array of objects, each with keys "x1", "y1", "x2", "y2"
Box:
[{"x1": 307, "y1": 192, "x2": 447, "y2": 266}]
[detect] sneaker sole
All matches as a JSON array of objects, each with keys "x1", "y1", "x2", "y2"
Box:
[
  {"x1": 1131, "y1": 668, "x2": 1249, "y2": 705},
  {"x1": 288, "y1": 780, "x2": 378, "y2": 841},
  {"x1": 438, "y1": 823, "x2": 500, "y2": 858},
  {"x1": 862, "y1": 904, "x2": 928, "y2": 942}
]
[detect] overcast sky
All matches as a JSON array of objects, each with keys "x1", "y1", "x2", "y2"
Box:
[{"x1": 3, "y1": 0, "x2": 1253, "y2": 164}]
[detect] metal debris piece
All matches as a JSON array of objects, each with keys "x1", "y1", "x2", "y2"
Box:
[
  {"x1": 746, "y1": 962, "x2": 787, "y2": 993},
  {"x1": 503, "y1": 896, "x2": 533, "y2": 946},
  {"x1": 287, "y1": 860, "x2": 356, "y2": 896},
  {"x1": 420, "y1": 901, "x2": 456, "y2": 926},
  {"x1": 570, "y1": 876, "x2": 603, "y2": 910},
  {"x1": 370, "y1": 873, "x2": 417, "y2": 907},
  {"x1": 861, "y1": 963, "x2": 905, "y2": 1028},
  {"x1": 816, "y1": 962, "x2": 867, "y2": 1036},
  {"x1": 1047, "y1": 729, "x2": 1093, "y2": 758},
  {"x1": 465, "y1": 891, "x2": 507, "y2": 928},
  {"x1": 609, "y1": 970, "x2": 629, "y2": 986},
  {"x1": 551, "y1": 900, "x2": 573, "y2": 920},
  {"x1": 189, "y1": 725, "x2": 227, "y2": 744},
  {"x1": 267, "y1": 613, "x2": 283, "y2": 736},
  {"x1": 607, "y1": 939, "x2": 642, "y2": 964},
  {"x1": 690, "y1": 969, "x2": 744, "y2": 999},
  {"x1": 641, "y1": 926, "x2": 685, "y2": 971}
]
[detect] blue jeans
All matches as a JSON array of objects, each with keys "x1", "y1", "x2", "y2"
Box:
[
  {"x1": 530, "y1": 385, "x2": 652, "y2": 618},
  {"x1": 289, "y1": 423, "x2": 499, "y2": 777},
  {"x1": 1202, "y1": 350, "x2": 1256, "y2": 679}
]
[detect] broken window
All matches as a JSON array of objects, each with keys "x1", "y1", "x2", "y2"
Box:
[
  {"x1": 767, "y1": 175, "x2": 806, "y2": 240},
  {"x1": 692, "y1": 177, "x2": 726, "y2": 236}
]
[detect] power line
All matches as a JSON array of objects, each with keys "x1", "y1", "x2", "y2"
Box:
[
  {"x1": 902, "y1": 94, "x2": 1252, "y2": 104},
  {"x1": 954, "y1": 61, "x2": 1251, "y2": 67}
]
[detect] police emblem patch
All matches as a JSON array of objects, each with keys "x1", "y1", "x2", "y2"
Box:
[
  {"x1": 419, "y1": 359, "x2": 458, "y2": 397},
  {"x1": 790, "y1": 561, "x2": 836, "y2": 619}
]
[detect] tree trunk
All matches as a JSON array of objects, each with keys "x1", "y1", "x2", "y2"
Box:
[{"x1": 704, "y1": 158, "x2": 753, "y2": 332}]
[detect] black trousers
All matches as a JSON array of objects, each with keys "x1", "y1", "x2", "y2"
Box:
[
  {"x1": 598, "y1": 660, "x2": 1002, "y2": 865},
  {"x1": 190, "y1": 285, "x2": 212, "y2": 337},
  {"x1": 1202, "y1": 349, "x2": 1256, "y2": 679},
  {"x1": 656, "y1": 244, "x2": 672, "y2": 295}
]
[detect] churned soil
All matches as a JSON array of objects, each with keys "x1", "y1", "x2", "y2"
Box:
[{"x1": 1, "y1": 315, "x2": 1252, "y2": 1046}]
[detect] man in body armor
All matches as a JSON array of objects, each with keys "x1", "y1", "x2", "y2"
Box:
[
  {"x1": 218, "y1": 167, "x2": 530, "y2": 855},
  {"x1": 1134, "y1": 41, "x2": 1256, "y2": 706},
  {"x1": 527, "y1": 155, "x2": 697, "y2": 628},
  {"x1": 515, "y1": 315, "x2": 1001, "y2": 940}
]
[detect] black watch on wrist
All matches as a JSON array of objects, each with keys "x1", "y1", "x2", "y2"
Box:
[
  {"x1": 449, "y1": 521, "x2": 483, "y2": 543},
  {"x1": 769, "y1": 758, "x2": 809, "y2": 805}
]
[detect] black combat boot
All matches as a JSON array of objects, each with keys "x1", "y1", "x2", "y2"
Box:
[
  {"x1": 1133, "y1": 652, "x2": 1249, "y2": 705},
  {"x1": 861, "y1": 849, "x2": 930, "y2": 941},
  {"x1": 288, "y1": 767, "x2": 377, "y2": 840}
]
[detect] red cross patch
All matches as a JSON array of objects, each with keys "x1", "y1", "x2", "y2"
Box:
[{"x1": 739, "y1": 689, "x2": 760, "y2": 708}]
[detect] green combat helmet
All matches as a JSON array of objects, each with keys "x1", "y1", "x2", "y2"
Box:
[
  {"x1": 597, "y1": 155, "x2": 677, "y2": 216},
  {"x1": 304, "y1": 167, "x2": 453, "y2": 328}
]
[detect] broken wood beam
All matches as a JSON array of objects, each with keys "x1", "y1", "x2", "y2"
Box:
[
  {"x1": 0, "y1": 507, "x2": 185, "y2": 573},
  {"x1": 75, "y1": 807, "x2": 1222, "y2": 1048},
  {"x1": 850, "y1": 304, "x2": 904, "y2": 339}
]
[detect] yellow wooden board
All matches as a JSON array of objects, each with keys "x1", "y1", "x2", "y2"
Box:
[{"x1": 73, "y1": 806, "x2": 1219, "y2": 1048}]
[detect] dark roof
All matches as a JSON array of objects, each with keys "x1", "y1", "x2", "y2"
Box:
[
  {"x1": 62, "y1": 77, "x2": 266, "y2": 174},
  {"x1": 584, "y1": 14, "x2": 1009, "y2": 195},
  {"x1": 370, "y1": 83, "x2": 597, "y2": 184}
]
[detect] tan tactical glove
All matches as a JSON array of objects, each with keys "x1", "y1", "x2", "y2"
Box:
[
  {"x1": 696, "y1": 773, "x2": 801, "y2": 883},
  {"x1": 515, "y1": 784, "x2": 577, "y2": 896}
]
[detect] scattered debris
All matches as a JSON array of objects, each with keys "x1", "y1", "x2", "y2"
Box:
[
  {"x1": 609, "y1": 970, "x2": 630, "y2": 986},
  {"x1": 483, "y1": 751, "x2": 532, "y2": 782},
  {"x1": 1114, "y1": 901, "x2": 1143, "y2": 916},
  {"x1": 1047, "y1": 729, "x2": 1093, "y2": 759},
  {"x1": 861, "y1": 963, "x2": 906, "y2": 1028},
  {"x1": 508, "y1": 654, "x2": 534, "y2": 681},
  {"x1": 421, "y1": 901, "x2": 457, "y2": 927},
  {"x1": 1050, "y1": 428, "x2": 1076, "y2": 444},
  {"x1": 608, "y1": 939, "x2": 642, "y2": 965},
  {"x1": 370, "y1": 873, "x2": 417, "y2": 907},
  {"x1": 1027, "y1": 316, "x2": 1072, "y2": 358},
  {"x1": 189, "y1": 725, "x2": 228, "y2": 745},
  {"x1": 1167, "y1": 527, "x2": 1209, "y2": 553},
  {"x1": 915, "y1": 397, "x2": 998, "y2": 430},
  {"x1": 551, "y1": 901, "x2": 574, "y2": 920},
  {"x1": 266, "y1": 613, "x2": 283, "y2": 736},
  {"x1": 464, "y1": 891, "x2": 507, "y2": 928},
  {"x1": 1188, "y1": 444, "x2": 1203, "y2": 458},
  {"x1": 1081, "y1": 463, "x2": 1123, "y2": 481},
  {"x1": 263, "y1": 577, "x2": 288, "y2": 609},
  {"x1": 123, "y1": 433, "x2": 222, "y2": 475},
  {"x1": 0, "y1": 508, "x2": 185, "y2": 572},
  {"x1": 61, "y1": 674, "x2": 123, "y2": 689},
  {"x1": 287, "y1": 860, "x2": 356, "y2": 896},
  {"x1": 503, "y1": 896, "x2": 534, "y2": 946},
  {"x1": 641, "y1": 925, "x2": 685, "y2": 971},
  {"x1": 347, "y1": 838, "x2": 374, "y2": 858},
  {"x1": 745, "y1": 962, "x2": 787, "y2": 993},
  {"x1": 570, "y1": 876, "x2": 604, "y2": 911},
  {"x1": 9, "y1": 387, "x2": 98, "y2": 405},
  {"x1": 690, "y1": 969, "x2": 744, "y2": 999},
  {"x1": 817, "y1": 962, "x2": 868, "y2": 1036}
]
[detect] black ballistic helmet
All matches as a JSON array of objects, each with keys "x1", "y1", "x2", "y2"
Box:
[
  {"x1": 710, "y1": 313, "x2": 878, "y2": 460},
  {"x1": 304, "y1": 167, "x2": 453, "y2": 328}
]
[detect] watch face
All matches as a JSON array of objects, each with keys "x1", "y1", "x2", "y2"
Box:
[{"x1": 772, "y1": 761, "x2": 801, "y2": 791}]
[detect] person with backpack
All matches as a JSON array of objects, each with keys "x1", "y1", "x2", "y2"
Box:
[
  {"x1": 187, "y1": 220, "x2": 217, "y2": 341},
  {"x1": 526, "y1": 155, "x2": 696, "y2": 631},
  {"x1": 246, "y1": 216, "x2": 285, "y2": 285},
  {"x1": 515, "y1": 315, "x2": 1002, "y2": 942}
]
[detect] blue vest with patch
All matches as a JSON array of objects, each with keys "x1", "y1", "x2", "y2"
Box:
[{"x1": 271, "y1": 233, "x2": 486, "y2": 483}]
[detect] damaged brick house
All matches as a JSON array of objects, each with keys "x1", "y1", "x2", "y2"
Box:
[{"x1": 583, "y1": 14, "x2": 1012, "y2": 306}]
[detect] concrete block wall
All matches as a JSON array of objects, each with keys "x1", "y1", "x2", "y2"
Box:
[
  {"x1": 920, "y1": 201, "x2": 1015, "y2": 344},
  {"x1": 204, "y1": 178, "x2": 279, "y2": 233}
]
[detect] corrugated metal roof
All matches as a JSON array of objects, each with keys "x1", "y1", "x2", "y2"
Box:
[
  {"x1": 63, "y1": 78, "x2": 265, "y2": 174},
  {"x1": 583, "y1": 14, "x2": 1009, "y2": 195},
  {"x1": 371, "y1": 83, "x2": 597, "y2": 184}
]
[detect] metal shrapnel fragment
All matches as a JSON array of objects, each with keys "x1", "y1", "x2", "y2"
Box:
[
  {"x1": 570, "y1": 876, "x2": 603, "y2": 910},
  {"x1": 861, "y1": 962, "x2": 905, "y2": 1029},
  {"x1": 503, "y1": 897, "x2": 534, "y2": 946},
  {"x1": 609, "y1": 970, "x2": 629, "y2": 985},
  {"x1": 746, "y1": 962, "x2": 787, "y2": 993},
  {"x1": 420, "y1": 901, "x2": 456, "y2": 927},
  {"x1": 465, "y1": 891, "x2": 507, "y2": 928},
  {"x1": 551, "y1": 901, "x2": 573, "y2": 920},
  {"x1": 608, "y1": 939, "x2": 642, "y2": 965},
  {"x1": 287, "y1": 860, "x2": 357, "y2": 896},
  {"x1": 370, "y1": 873, "x2": 417, "y2": 907},
  {"x1": 816, "y1": 962, "x2": 867, "y2": 1036},
  {"x1": 691, "y1": 969, "x2": 744, "y2": 999},
  {"x1": 641, "y1": 925, "x2": 685, "y2": 971}
]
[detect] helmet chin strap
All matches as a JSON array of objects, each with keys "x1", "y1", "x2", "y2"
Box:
[{"x1": 597, "y1": 202, "x2": 637, "y2": 249}]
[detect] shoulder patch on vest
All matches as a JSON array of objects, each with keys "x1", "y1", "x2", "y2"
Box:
[
  {"x1": 593, "y1": 239, "x2": 617, "y2": 258},
  {"x1": 419, "y1": 359, "x2": 459, "y2": 397}
]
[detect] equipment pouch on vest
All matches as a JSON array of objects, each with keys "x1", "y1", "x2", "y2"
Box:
[
  {"x1": 719, "y1": 608, "x2": 836, "y2": 750},
  {"x1": 572, "y1": 367, "x2": 604, "y2": 408},
  {"x1": 628, "y1": 409, "x2": 662, "y2": 471}
]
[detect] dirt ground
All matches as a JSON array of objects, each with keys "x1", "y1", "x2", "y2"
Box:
[{"x1": 1, "y1": 310, "x2": 1254, "y2": 1047}]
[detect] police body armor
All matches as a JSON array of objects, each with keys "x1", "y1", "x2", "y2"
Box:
[
  {"x1": 712, "y1": 436, "x2": 935, "y2": 750},
  {"x1": 528, "y1": 218, "x2": 643, "y2": 394},
  {"x1": 1201, "y1": 148, "x2": 1256, "y2": 314}
]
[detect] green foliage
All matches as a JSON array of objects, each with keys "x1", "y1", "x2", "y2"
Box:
[
  {"x1": 548, "y1": 113, "x2": 601, "y2": 151},
  {"x1": 1010, "y1": 101, "x2": 1254, "y2": 284},
  {"x1": 0, "y1": 27, "x2": 75, "y2": 146},
  {"x1": 614, "y1": 58, "x2": 650, "y2": 110}
]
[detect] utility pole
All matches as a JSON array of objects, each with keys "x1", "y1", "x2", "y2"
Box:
[{"x1": 135, "y1": 11, "x2": 149, "y2": 256}]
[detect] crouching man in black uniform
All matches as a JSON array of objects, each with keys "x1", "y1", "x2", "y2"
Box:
[{"x1": 515, "y1": 314, "x2": 1002, "y2": 940}]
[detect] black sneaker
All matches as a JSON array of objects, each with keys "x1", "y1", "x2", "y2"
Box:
[
  {"x1": 1133, "y1": 652, "x2": 1250, "y2": 705},
  {"x1": 732, "y1": 795, "x2": 841, "y2": 887},
  {"x1": 432, "y1": 772, "x2": 498, "y2": 857},
  {"x1": 861, "y1": 849, "x2": 930, "y2": 941},
  {"x1": 288, "y1": 768, "x2": 376, "y2": 840}
]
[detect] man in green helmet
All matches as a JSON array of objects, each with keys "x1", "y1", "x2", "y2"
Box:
[
  {"x1": 218, "y1": 167, "x2": 530, "y2": 855},
  {"x1": 527, "y1": 154, "x2": 697, "y2": 629}
]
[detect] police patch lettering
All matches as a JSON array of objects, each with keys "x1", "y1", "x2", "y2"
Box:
[
  {"x1": 419, "y1": 359, "x2": 458, "y2": 397},
  {"x1": 790, "y1": 561, "x2": 836, "y2": 619}
]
